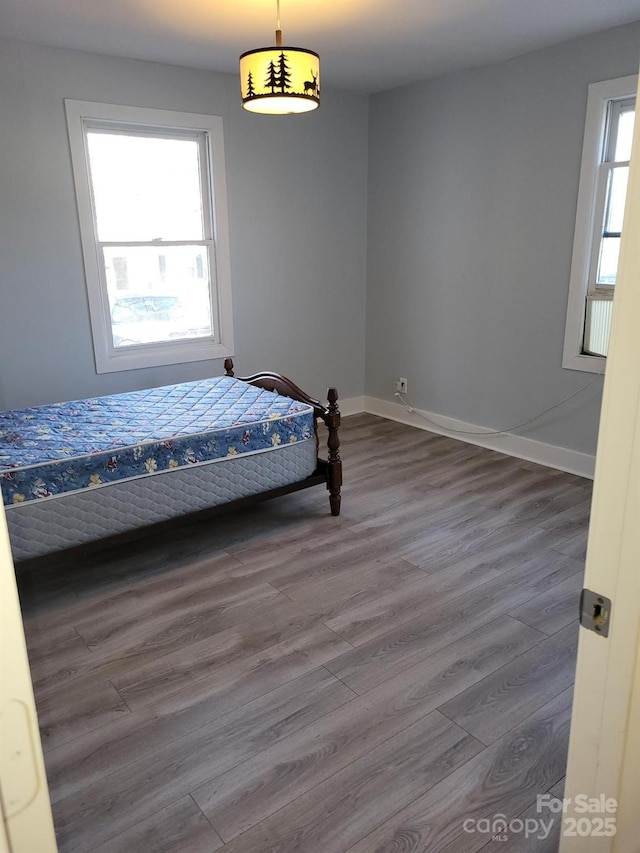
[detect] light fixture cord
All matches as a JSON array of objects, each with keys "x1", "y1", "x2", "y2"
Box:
[{"x1": 275, "y1": 0, "x2": 282, "y2": 46}]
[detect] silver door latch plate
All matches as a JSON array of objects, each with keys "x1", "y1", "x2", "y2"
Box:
[{"x1": 579, "y1": 588, "x2": 611, "y2": 637}]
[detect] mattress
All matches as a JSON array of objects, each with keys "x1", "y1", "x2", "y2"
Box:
[
  {"x1": 1, "y1": 376, "x2": 318, "y2": 559},
  {"x1": 6, "y1": 440, "x2": 317, "y2": 561}
]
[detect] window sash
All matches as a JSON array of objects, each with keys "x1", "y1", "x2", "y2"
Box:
[
  {"x1": 84, "y1": 124, "x2": 214, "y2": 245},
  {"x1": 604, "y1": 97, "x2": 636, "y2": 163},
  {"x1": 584, "y1": 98, "x2": 634, "y2": 353},
  {"x1": 97, "y1": 242, "x2": 219, "y2": 352},
  {"x1": 588, "y1": 110, "x2": 633, "y2": 294}
]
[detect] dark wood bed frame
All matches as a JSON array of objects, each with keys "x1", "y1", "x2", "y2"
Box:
[{"x1": 223, "y1": 358, "x2": 342, "y2": 516}]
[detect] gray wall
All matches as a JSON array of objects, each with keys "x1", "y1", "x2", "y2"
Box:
[
  {"x1": 0, "y1": 39, "x2": 368, "y2": 409},
  {"x1": 366, "y1": 22, "x2": 640, "y2": 455},
  {"x1": 2, "y1": 23, "x2": 640, "y2": 458}
]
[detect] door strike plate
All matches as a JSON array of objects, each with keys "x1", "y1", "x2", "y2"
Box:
[{"x1": 579, "y1": 588, "x2": 611, "y2": 637}]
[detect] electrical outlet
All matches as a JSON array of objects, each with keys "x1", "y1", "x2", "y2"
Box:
[{"x1": 395, "y1": 378, "x2": 408, "y2": 394}]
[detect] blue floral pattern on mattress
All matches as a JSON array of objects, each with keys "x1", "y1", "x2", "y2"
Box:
[{"x1": 0, "y1": 376, "x2": 315, "y2": 506}]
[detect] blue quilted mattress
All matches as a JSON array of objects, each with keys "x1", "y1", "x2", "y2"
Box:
[{"x1": 0, "y1": 376, "x2": 315, "y2": 507}]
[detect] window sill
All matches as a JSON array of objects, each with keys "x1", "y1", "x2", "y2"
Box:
[
  {"x1": 94, "y1": 338, "x2": 234, "y2": 374},
  {"x1": 562, "y1": 352, "x2": 606, "y2": 374}
]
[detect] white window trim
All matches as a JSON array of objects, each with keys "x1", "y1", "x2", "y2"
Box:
[
  {"x1": 562, "y1": 74, "x2": 637, "y2": 374},
  {"x1": 65, "y1": 100, "x2": 234, "y2": 374}
]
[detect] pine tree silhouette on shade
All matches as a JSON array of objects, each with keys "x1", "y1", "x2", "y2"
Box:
[
  {"x1": 274, "y1": 52, "x2": 293, "y2": 93},
  {"x1": 246, "y1": 70, "x2": 256, "y2": 97},
  {"x1": 265, "y1": 60, "x2": 278, "y2": 93}
]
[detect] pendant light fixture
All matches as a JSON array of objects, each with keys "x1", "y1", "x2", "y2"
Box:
[{"x1": 240, "y1": 0, "x2": 320, "y2": 114}]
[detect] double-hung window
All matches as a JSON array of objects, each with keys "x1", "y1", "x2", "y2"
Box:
[
  {"x1": 65, "y1": 101, "x2": 234, "y2": 373},
  {"x1": 563, "y1": 76, "x2": 637, "y2": 372}
]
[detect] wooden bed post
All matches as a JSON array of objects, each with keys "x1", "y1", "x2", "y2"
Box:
[
  {"x1": 324, "y1": 388, "x2": 342, "y2": 516},
  {"x1": 228, "y1": 362, "x2": 342, "y2": 518}
]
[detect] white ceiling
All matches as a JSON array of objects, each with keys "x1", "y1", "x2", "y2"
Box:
[{"x1": 1, "y1": 0, "x2": 639, "y2": 92}]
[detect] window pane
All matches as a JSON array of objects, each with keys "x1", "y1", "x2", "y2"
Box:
[
  {"x1": 596, "y1": 236, "x2": 621, "y2": 285},
  {"x1": 87, "y1": 132, "x2": 205, "y2": 242},
  {"x1": 604, "y1": 166, "x2": 629, "y2": 234},
  {"x1": 614, "y1": 109, "x2": 635, "y2": 162},
  {"x1": 103, "y1": 246, "x2": 213, "y2": 348}
]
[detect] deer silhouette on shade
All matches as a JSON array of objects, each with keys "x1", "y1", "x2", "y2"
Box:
[{"x1": 304, "y1": 71, "x2": 318, "y2": 95}]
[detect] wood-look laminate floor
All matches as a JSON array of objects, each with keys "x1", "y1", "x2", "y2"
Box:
[{"x1": 16, "y1": 414, "x2": 592, "y2": 853}]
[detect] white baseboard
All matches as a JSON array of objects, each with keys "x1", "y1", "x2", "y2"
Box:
[
  {"x1": 360, "y1": 395, "x2": 595, "y2": 480},
  {"x1": 337, "y1": 396, "x2": 366, "y2": 417}
]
